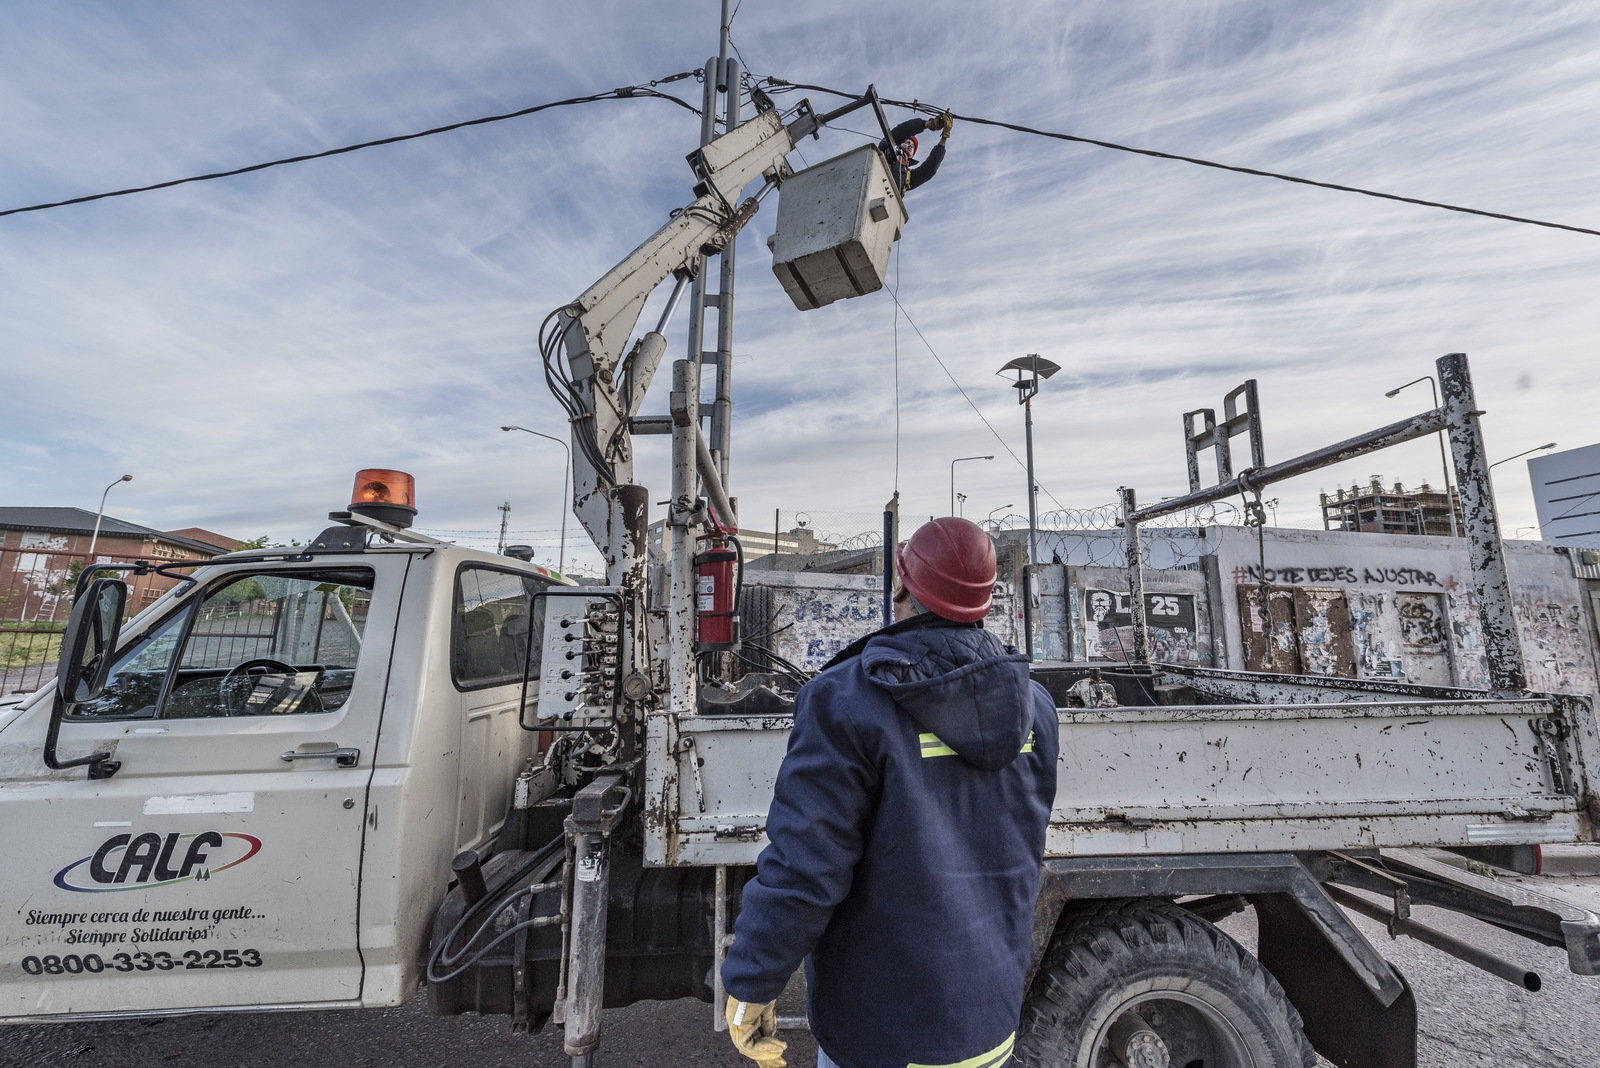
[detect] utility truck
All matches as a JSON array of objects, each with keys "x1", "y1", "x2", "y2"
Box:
[{"x1": 5, "y1": 76, "x2": 1600, "y2": 1068}]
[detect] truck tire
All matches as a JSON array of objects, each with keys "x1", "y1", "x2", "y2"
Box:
[{"x1": 1016, "y1": 899, "x2": 1314, "y2": 1068}]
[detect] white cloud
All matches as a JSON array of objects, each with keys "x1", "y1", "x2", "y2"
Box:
[{"x1": 2, "y1": 0, "x2": 1596, "y2": 573}]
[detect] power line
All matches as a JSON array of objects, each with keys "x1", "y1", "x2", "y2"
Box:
[
  {"x1": 886, "y1": 288, "x2": 1066, "y2": 511},
  {"x1": 0, "y1": 75, "x2": 702, "y2": 219},
  {"x1": 765, "y1": 79, "x2": 1600, "y2": 239}
]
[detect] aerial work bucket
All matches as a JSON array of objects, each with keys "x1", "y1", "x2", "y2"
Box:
[{"x1": 768, "y1": 143, "x2": 908, "y2": 311}]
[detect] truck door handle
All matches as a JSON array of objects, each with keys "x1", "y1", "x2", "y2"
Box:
[{"x1": 281, "y1": 747, "x2": 360, "y2": 768}]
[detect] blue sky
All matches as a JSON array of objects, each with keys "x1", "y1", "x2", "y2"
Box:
[{"x1": 3, "y1": 1, "x2": 1597, "y2": 572}]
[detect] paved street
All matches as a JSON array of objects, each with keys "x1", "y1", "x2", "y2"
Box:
[{"x1": 4, "y1": 861, "x2": 1598, "y2": 1068}]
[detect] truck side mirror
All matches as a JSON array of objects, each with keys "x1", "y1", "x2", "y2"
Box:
[
  {"x1": 45, "y1": 578, "x2": 127, "y2": 779},
  {"x1": 56, "y1": 578, "x2": 127, "y2": 704}
]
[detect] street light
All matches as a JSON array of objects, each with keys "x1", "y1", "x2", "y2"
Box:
[
  {"x1": 997, "y1": 354, "x2": 1061, "y2": 568},
  {"x1": 986, "y1": 504, "x2": 1014, "y2": 533},
  {"x1": 1385, "y1": 375, "x2": 1458, "y2": 536},
  {"x1": 86, "y1": 474, "x2": 133, "y2": 560},
  {"x1": 502, "y1": 425, "x2": 571, "y2": 573},
  {"x1": 998, "y1": 354, "x2": 1061, "y2": 662},
  {"x1": 1489, "y1": 443, "x2": 1558, "y2": 472},
  {"x1": 949, "y1": 455, "x2": 993, "y2": 516}
]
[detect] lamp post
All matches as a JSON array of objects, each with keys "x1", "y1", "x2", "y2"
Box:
[
  {"x1": 1489, "y1": 443, "x2": 1558, "y2": 473},
  {"x1": 949, "y1": 456, "x2": 993, "y2": 516},
  {"x1": 986, "y1": 504, "x2": 1014, "y2": 533},
  {"x1": 997, "y1": 354, "x2": 1061, "y2": 660},
  {"x1": 86, "y1": 474, "x2": 133, "y2": 561},
  {"x1": 1385, "y1": 375, "x2": 1458, "y2": 536},
  {"x1": 502, "y1": 425, "x2": 571, "y2": 573},
  {"x1": 1486, "y1": 443, "x2": 1557, "y2": 536}
]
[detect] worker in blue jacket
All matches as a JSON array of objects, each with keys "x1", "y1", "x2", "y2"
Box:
[
  {"x1": 721, "y1": 517, "x2": 1059, "y2": 1068},
  {"x1": 882, "y1": 112, "x2": 954, "y2": 194}
]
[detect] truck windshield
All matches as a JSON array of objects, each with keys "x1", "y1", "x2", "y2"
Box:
[{"x1": 69, "y1": 568, "x2": 375, "y2": 720}]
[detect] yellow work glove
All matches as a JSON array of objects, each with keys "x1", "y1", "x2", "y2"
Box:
[{"x1": 725, "y1": 998, "x2": 787, "y2": 1068}]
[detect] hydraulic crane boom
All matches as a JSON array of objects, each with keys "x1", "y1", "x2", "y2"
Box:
[{"x1": 548, "y1": 105, "x2": 797, "y2": 587}]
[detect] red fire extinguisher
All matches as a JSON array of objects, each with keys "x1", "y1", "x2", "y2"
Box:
[{"x1": 695, "y1": 520, "x2": 742, "y2": 652}]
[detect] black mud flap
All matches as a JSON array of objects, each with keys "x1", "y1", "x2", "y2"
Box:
[{"x1": 1255, "y1": 893, "x2": 1417, "y2": 1068}]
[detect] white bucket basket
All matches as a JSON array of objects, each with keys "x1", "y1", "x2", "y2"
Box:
[{"x1": 768, "y1": 144, "x2": 907, "y2": 311}]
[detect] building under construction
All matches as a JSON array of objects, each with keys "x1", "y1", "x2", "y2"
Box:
[{"x1": 1320, "y1": 476, "x2": 1463, "y2": 536}]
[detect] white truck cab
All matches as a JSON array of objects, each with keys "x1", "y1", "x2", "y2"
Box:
[{"x1": 0, "y1": 502, "x2": 568, "y2": 1021}]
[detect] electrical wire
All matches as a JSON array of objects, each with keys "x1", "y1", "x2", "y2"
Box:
[
  {"x1": 886, "y1": 287, "x2": 1067, "y2": 512},
  {"x1": 892, "y1": 239, "x2": 901, "y2": 492},
  {"x1": 0, "y1": 76, "x2": 702, "y2": 219},
  {"x1": 760, "y1": 78, "x2": 1600, "y2": 239}
]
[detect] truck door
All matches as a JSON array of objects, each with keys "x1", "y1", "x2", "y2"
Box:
[
  {"x1": 450, "y1": 565, "x2": 550, "y2": 852},
  {"x1": 0, "y1": 556, "x2": 407, "y2": 1020}
]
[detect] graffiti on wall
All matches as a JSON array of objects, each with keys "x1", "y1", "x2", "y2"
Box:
[
  {"x1": 1231, "y1": 563, "x2": 1449, "y2": 589},
  {"x1": 769, "y1": 588, "x2": 883, "y2": 672},
  {"x1": 1350, "y1": 591, "x2": 1404, "y2": 679},
  {"x1": 1085, "y1": 590, "x2": 1199, "y2": 663},
  {"x1": 1446, "y1": 590, "x2": 1492, "y2": 690},
  {"x1": 1515, "y1": 585, "x2": 1598, "y2": 695}
]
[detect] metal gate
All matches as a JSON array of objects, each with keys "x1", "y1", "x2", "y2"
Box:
[{"x1": 0, "y1": 548, "x2": 176, "y2": 696}]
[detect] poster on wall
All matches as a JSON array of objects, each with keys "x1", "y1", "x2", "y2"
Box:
[{"x1": 1084, "y1": 590, "x2": 1199, "y2": 663}]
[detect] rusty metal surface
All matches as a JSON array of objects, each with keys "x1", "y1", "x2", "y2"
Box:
[
  {"x1": 640, "y1": 693, "x2": 1588, "y2": 866},
  {"x1": 1438, "y1": 352, "x2": 1527, "y2": 693},
  {"x1": 1236, "y1": 584, "x2": 1302, "y2": 674},
  {"x1": 1128, "y1": 406, "x2": 1447, "y2": 525}
]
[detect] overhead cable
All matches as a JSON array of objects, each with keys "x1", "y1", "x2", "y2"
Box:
[
  {"x1": 886, "y1": 289, "x2": 1067, "y2": 512},
  {"x1": 763, "y1": 78, "x2": 1600, "y2": 239},
  {"x1": 0, "y1": 74, "x2": 702, "y2": 220}
]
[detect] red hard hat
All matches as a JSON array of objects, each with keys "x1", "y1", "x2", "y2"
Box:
[
  {"x1": 903, "y1": 135, "x2": 919, "y2": 156},
  {"x1": 896, "y1": 517, "x2": 996, "y2": 623}
]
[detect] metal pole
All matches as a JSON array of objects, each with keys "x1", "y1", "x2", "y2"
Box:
[
  {"x1": 563, "y1": 776, "x2": 624, "y2": 1065},
  {"x1": 1387, "y1": 376, "x2": 1458, "y2": 537},
  {"x1": 1128, "y1": 407, "x2": 1447, "y2": 524},
  {"x1": 503, "y1": 427, "x2": 571, "y2": 572},
  {"x1": 1437, "y1": 352, "x2": 1526, "y2": 693},
  {"x1": 1122, "y1": 487, "x2": 1150, "y2": 665},
  {"x1": 86, "y1": 475, "x2": 132, "y2": 560},
  {"x1": 559, "y1": 458, "x2": 569, "y2": 573},
  {"x1": 711, "y1": 56, "x2": 740, "y2": 485},
  {"x1": 949, "y1": 456, "x2": 992, "y2": 517},
  {"x1": 883, "y1": 510, "x2": 894, "y2": 627},
  {"x1": 1428, "y1": 379, "x2": 1459, "y2": 537},
  {"x1": 1023, "y1": 399, "x2": 1038, "y2": 660},
  {"x1": 669, "y1": 360, "x2": 701, "y2": 714}
]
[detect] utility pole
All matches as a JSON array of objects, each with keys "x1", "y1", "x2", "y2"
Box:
[{"x1": 495, "y1": 502, "x2": 511, "y2": 555}]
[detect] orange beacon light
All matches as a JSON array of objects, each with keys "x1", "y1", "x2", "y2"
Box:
[{"x1": 349, "y1": 469, "x2": 417, "y2": 528}]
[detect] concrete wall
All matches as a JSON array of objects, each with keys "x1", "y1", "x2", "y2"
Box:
[
  {"x1": 742, "y1": 571, "x2": 884, "y2": 673},
  {"x1": 1209, "y1": 527, "x2": 1599, "y2": 696}
]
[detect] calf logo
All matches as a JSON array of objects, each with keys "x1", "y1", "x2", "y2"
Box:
[{"x1": 54, "y1": 832, "x2": 261, "y2": 893}]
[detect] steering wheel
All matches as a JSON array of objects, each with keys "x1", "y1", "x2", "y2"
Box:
[{"x1": 221, "y1": 658, "x2": 299, "y2": 714}]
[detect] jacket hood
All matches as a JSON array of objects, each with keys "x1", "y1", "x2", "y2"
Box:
[{"x1": 860, "y1": 620, "x2": 1033, "y2": 771}]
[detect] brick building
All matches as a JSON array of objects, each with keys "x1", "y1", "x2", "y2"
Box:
[{"x1": 0, "y1": 508, "x2": 238, "y2": 621}]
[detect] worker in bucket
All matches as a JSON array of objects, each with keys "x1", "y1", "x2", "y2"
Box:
[
  {"x1": 881, "y1": 111, "x2": 954, "y2": 194},
  {"x1": 720, "y1": 517, "x2": 1059, "y2": 1068}
]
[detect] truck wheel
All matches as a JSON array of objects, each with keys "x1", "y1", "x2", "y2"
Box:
[{"x1": 1017, "y1": 899, "x2": 1314, "y2": 1068}]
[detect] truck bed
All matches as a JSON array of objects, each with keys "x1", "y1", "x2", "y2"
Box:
[{"x1": 641, "y1": 669, "x2": 1595, "y2": 867}]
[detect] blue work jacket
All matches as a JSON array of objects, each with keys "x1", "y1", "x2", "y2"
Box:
[{"x1": 721, "y1": 613, "x2": 1059, "y2": 1068}]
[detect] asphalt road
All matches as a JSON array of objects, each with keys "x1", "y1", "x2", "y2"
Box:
[{"x1": 5, "y1": 869, "x2": 1599, "y2": 1068}]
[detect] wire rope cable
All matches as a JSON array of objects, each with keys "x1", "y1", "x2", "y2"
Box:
[
  {"x1": 0, "y1": 75, "x2": 703, "y2": 219},
  {"x1": 757, "y1": 77, "x2": 1600, "y2": 239},
  {"x1": 886, "y1": 287, "x2": 1067, "y2": 512}
]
